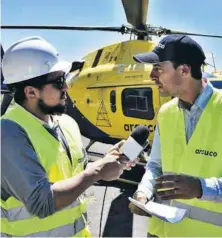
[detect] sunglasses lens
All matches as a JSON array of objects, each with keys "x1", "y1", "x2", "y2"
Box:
[{"x1": 52, "y1": 77, "x2": 66, "y2": 89}]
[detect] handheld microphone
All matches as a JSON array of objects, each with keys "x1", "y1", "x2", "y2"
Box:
[{"x1": 120, "y1": 125, "x2": 150, "y2": 162}]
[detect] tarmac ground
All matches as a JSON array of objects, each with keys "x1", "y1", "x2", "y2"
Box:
[{"x1": 82, "y1": 137, "x2": 149, "y2": 237}]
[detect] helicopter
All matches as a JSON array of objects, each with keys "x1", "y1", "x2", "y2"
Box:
[{"x1": 1, "y1": 0, "x2": 222, "y2": 153}]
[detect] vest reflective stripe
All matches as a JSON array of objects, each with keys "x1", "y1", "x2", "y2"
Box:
[
  {"x1": 162, "y1": 171, "x2": 222, "y2": 226},
  {"x1": 74, "y1": 215, "x2": 88, "y2": 236},
  {"x1": 1, "y1": 199, "x2": 81, "y2": 221},
  {"x1": 163, "y1": 171, "x2": 177, "y2": 175},
  {"x1": 0, "y1": 233, "x2": 8, "y2": 237},
  {"x1": 1, "y1": 201, "x2": 87, "y2": 236},
  {"x1": 1, "y1": 216, "x2": 87, "y2": 237},
  {"x1": 0, "y1": 229, "x2": 91, "y2": 238},
  {"x1": 172, "y1": 200, "x2": 222, "y2": 226}
]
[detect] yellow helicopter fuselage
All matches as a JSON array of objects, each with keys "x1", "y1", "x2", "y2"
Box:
[{"x1": 67, "y1": 39, "x2": 171, "y2": 144}]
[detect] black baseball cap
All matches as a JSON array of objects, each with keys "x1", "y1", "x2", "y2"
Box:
[{"x1": 133, "y1": 35, "x2": 206, "y2": 65}]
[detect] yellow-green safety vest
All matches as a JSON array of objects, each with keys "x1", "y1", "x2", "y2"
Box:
[
  {"x1": 148, "y1": 89, "x2": 222, "y2": 237},
  {"x1": 1, "y1": 104, "x2": 91, "y2": 237}
]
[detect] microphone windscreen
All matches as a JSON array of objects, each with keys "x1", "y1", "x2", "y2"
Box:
[{"x1": 130, "y1": 125, "x2": 149, "y2": 146}]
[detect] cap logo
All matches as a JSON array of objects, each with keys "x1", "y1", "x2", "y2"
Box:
[{"x1": 157, "y1": 43, "x2": 165, "y2": 49}]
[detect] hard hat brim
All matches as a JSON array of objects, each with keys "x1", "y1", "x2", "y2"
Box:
[
  {"x1": 2, "y1": 60, "x2": 72, "y2": 85},
  {"x1": 50, "y1": 60, "x2": 72, "y2": 75}
]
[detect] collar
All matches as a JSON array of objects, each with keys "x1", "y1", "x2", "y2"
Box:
[
  {"x1": 178, "y1": 81, "x2": 214, "y2": 111},
  {"x1": 15, "y1": 103, "x2": 58, "y2": 129}
]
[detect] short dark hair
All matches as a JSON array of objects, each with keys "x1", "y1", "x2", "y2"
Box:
[
  {"x1": 8, "y1": 83, "x2": 26, "y2": 105},
  {"x1": 172, "y1": 61, "x2": 202, "y2": 80},
  {"x1": 9, "y1": 78, "x2": 45, "y2": 105}
]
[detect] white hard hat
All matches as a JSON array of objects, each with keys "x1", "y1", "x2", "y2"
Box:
[{"x1": 2, "y1": 36, "x2": 71, "y2": 85}]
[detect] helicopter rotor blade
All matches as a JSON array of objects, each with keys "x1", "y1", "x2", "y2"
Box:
[
  {"x1": 121, "y1": 0, "x2": 148, "y2": 30},
  {"x1": 1, "y1": 25, "x2": 128, "y2": 33},
  {"x1": 151, "y1": 28, "x2": 222, "y2": 39}
]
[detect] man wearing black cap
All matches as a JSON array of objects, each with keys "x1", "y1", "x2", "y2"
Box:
[{"x1": 129, "y1": 35, "x2": 222, "y2": 237}]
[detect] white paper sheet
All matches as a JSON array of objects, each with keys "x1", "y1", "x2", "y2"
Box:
[{"x1": 128, "y1": 197, "x2": 187, "y2": 223}]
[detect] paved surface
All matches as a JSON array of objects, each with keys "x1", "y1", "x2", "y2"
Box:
[{"x1": 82, "y1": 137, "x2": 149, "y2": 237}]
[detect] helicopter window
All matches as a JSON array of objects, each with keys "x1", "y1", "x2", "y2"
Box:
[
  {"x1": 92, "y1": 49, "x2": 103, "y2": 68},
  {"x1": 121, "y1": 88, "x2": 154, "y2": 120},
  {"x1": 110, "y1": 90, "x2": 116, "y2": 112}
]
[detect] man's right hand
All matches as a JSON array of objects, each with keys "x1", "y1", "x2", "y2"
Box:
[
  {"x1": 86, "y1": 144, "x2": 128, "y2": 181},
  {"x1": 53, "y1": 148, "x2": 127, "y2": 211},
  {"x1": 98, "y1": 152, "x2": 127, "y2": 181},
  {"x1": 129, "y1": 192, "x2": 151, "y2": 217}
]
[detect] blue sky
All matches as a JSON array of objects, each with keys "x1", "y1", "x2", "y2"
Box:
[{"x1": 2, "y1": 0, "x2": 222, "y2": 72}]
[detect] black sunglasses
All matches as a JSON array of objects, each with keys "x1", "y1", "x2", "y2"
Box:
[{"x1": 44, "y1": 75, "x2": 66, "y2": 90}]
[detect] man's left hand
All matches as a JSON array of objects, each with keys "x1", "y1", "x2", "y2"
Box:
[
  {"x1": 155, "y1": 174, "x2": 202, "y2": 200},
  {"x1": 107, "y1": 140, "x2": 143, "y2": 170}
]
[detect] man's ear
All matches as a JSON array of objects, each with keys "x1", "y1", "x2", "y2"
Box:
[
  {"x1": 24, "y1": 86, "x2": 39, "y2": 99},
  {"x1": 181, "y1": 64, "x2": 191, "y2": 76}
]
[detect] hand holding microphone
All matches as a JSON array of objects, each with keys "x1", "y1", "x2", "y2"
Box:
[
  {"x1": 120, "y1": 124, "x2": 149, "y2": 160},
  {"x1": 95, "y1": 125, "x2": 150, "y2": 181},
  {"x1": 107, "y1": 125, "x2": 150, "y2": 168}
]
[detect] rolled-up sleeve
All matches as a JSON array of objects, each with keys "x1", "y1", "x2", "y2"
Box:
[
  {"x1": 199, "y1": 177, "x2": 222, "y2": 202},
  {"x1": 1, "y1": 119, "x2": 56, "y2": 218}
]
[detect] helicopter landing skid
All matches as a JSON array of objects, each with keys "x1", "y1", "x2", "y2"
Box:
[{"x1": 85, "y1": 139, "x2": 96, "y2": 152}]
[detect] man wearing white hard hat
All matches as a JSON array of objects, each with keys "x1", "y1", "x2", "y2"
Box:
[{"x1": 1, "y1": 37, "x2": 128, "y2": 237}]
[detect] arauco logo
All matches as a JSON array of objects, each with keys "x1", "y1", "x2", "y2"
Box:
[{"x1": 195, "y1": 149, "x2": 218, "y2": 157}]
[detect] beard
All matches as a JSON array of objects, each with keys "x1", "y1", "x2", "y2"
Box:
[{"x1": 37, "y1": 98, "x2": 67, "y2": 115}]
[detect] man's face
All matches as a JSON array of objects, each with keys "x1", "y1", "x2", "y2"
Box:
[
  {"x1": 150, "y1": 61, "x2": 184, "y2": 97},
  {"x1": 37, "y1": 75, "x2": 68, "y2": 115}
]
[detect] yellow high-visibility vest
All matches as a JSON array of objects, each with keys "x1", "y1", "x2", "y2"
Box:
[
  {"x1": 1, "y1": 104, "x2": 91, "y2": 237},
  {"x1": 148, "y1": 89, "x2": 222, "y2": 237}
]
